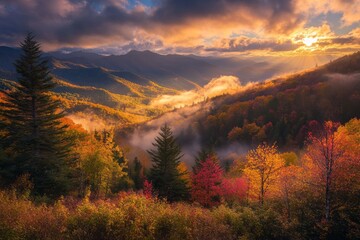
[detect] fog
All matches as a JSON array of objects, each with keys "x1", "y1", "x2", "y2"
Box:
[
  {"x1": 127, "y1": 75, "x2": 255, "y2": 166},
  {"x1": 151, "y1": 75, "x2": 254, "y2": 109}
]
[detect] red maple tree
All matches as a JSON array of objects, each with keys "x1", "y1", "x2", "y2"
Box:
[{"x1": 191, "y1": 157, "x2": 223, "y2": 207}]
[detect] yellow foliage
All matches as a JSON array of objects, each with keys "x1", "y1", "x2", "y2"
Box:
[
  {"x1": 244, "y1": 143, "x2": 284, "y2": 204},
  {"x1": 177, "y1": 162, "x2": 191, "y2": 187}
]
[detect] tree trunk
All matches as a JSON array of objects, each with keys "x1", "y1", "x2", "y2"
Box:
[
  {"x1": 260, "y1": 175, "x2": 264, "y2": 206},
  {"x1": 325, "y1": 173, "x2": 331, "y2": 222},
  {"x1": 31, "y1": 96, "x2": 39, "y2": 157}
]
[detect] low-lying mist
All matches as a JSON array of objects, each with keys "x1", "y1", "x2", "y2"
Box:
[
  {"x1": 124, "y1": 75, "x2": 255, "y2": 167},
  {"x1": 151, "y1": 75, "x2": 254, "y2": 109},
  {"x1": 67, "y1": 112, "x2": 115, "y2": 131}
]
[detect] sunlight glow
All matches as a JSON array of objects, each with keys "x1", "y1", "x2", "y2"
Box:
[{"x1": 302, "y1": 37, "x2": 318, "y2": 47}]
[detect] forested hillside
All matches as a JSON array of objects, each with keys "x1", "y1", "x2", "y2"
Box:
[
  {"x1": 0, "y1": 36, "x2": 359, "y2": 240},
  {"x1": 144, "y1": 52, "x2": 360, "y2": 152}
]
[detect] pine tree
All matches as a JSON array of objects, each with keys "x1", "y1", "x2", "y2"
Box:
[
  {"x1": 147, "y1": 124, "x2": 189, "y2": 202},
  {"x1": 130, "y1": 157, "x2": 144, "y2": 190},
  {"x1": 193, "y1": 147, "x2": 218, "y2": 173},
  {"x1": 0, "y1": 33, "x2": 71, "y2": 197}
]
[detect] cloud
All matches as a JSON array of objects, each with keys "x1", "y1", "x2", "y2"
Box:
[
  {"x1": 206, "y1": 37, "x2": 302, "y2": 53},
  {"x1": 0, "y1": 0, "x2": 359, "y2": 56},
  {"x1": 297, "y1": 0, "x2": 360, "y2": 26},
  {"x1": 150, "y1": 75, "x2": 254, "y2": 108},
  {"x1": 153, "y1": 0, "x2": 304, "y2": 33},
  {"x1": 67, "y1": 111, "x2": 115, "y2": 131}
]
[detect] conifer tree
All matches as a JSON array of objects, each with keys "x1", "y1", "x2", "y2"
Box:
[
  {"x1": 148, "y1": 124, "x2": 189, "y2": 201},
  {"x1": 130, "y1": 157, "x2": 144, "y2": 190},
  {"x1": 193, "y1": 147, "x2": 218, "y2": 173},
  {"x1": 0, "y1": 33, "x2": 71, "y2": 197}
]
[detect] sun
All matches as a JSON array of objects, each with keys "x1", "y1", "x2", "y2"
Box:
[{"x1": 302, "y1": 37, "x2": 318, "y2": 47}]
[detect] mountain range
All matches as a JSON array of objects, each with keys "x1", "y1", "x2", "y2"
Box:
[{"x1": 0, "y1": 46, "x2": 356, "y2": 128}]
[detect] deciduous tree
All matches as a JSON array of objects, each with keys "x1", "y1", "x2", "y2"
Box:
[
  {"x1": 244, "y1": 143, "x2": 284, "y2": 205},
  {"x1": 191, "y1": 157, "x2": 223, "y2": 207}
]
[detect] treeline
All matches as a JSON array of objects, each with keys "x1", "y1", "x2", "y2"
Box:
[
  {"x1": 1, "y1": 35, "x2": 360, "y2": 239},
  {"x1": 0, "y1": 118, "x2": 359, "y2": 239},
  {"x1": 176, "y1": 53, "x2": 360, "y2": 149}
]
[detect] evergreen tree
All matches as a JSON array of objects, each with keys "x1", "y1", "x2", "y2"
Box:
[
  {"x1": 147, "y1": 124, "x2": 189, "y2": 202},
  {"x1": 130, "y1": 157, "x2": 144, "y2": 190},
  {"x1": 0, "y1": 33, "x2": 71, "y2": 197},
  {"x1": 193, "y1": 147, "x2": 218, "y2": 173}
]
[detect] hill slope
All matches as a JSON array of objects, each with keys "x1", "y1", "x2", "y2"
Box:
[{"x1": 120, "y1": 51, "x2": 360, "y2": 159}]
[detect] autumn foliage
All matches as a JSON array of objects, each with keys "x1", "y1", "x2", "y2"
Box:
[
  {"x1": 244, "y1": 143, "x2": 284, "y2": 204},
  {"x1": 191, "y1": 157, "x2": 223, "y2": 207},
  {"x1": 220, "y1": 177, "x2": 248, "y2": 205}
]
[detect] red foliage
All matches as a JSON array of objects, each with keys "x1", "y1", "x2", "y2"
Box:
[
  {"x1": 221, "y1": 177, "x2": 248, "y2": 204},
  {"x1": 191, "y1": 158, "x2": 223, "y2": 208},
  {"x1": 143, "y1": 179, "x2": 153, "y2": 199}
]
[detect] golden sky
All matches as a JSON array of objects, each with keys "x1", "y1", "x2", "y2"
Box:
[{"x1": 0, "y1": 0, "x2": 359, "y2": 56}]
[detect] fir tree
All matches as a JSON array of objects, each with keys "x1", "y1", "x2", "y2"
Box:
[
  {"x1": 0, "y1": 33, "x2": 71, "y2": 197},
  {"x1": 193, "y1": 147, "x2": 218, "y2": 173},
  {"x1": 130, "y1": 157, "x2": 144, "y2": 190},
  {"x1": 147, "y1": 124, "x2": 189, "y2": 202}
]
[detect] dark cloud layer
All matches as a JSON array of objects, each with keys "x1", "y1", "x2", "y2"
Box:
[
  {"x1": 154, "y1": 0, "x2": 303, "y2": 32},
  {"x1": 0, "y1": 0, "x2": 303, "y2": 46},
  {"x1": 0, "y1": 0, "x2": 358, "y2": 54}
]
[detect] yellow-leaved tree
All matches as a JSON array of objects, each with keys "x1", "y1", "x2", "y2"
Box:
[{"x1": 244, "y1": 143, "x2": 284, "y2": 205}]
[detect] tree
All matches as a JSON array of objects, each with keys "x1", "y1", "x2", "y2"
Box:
[
  {"x1": 177, "y1": 161, "x2": 191, "y2": 188},
  {"x1": 305, "y1": 121, "x2": 344, "y2": 222},
  {"x1": 221, "y1": 177, "x2": 248, "y2": 205},
  {"x1": 147, "y1": 124, "x2": 189, "y2": 202},
  {"x1": 0, "y1": 34, "x2": 71, "y2": 197},
  {"x1": 191, "y1": 157, "x2": 223, "y2": 207},
  {"x1": 130, "y1": 157, "x2": 145, "y2": 190},
  {"x1": 74, "y1": 131, "x2": 128, "y2": 198},
  {"x1": 193, "y1": 147, "x2": 218, "y2": 172},
  {"x1": 244, "y1": 143, "x2": 284, "y2": 205}
]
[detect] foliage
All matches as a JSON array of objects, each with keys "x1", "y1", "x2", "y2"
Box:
[
  {"x1": 221, "y1": 177, "x2": 248, "y2": 205},
  {"x1": 302, "y1": 119, "x2": 360, "y2": 237},
  {"x1": 244, "y1": 143, "x2": 285, "y2": 205},
  {"x1": 191, "y1": 157, "x2": 223, "y2": 208},
  {"x1": 148, "y1": 124, "x2": 189, "y2": 202},
  {"x1": 188, "y1": 54, "x2": 360, "y2": 149},
  {"x1": 0, "y1": 120, "x2": 358, "y2": 239},
  {"x1": 74, "y1": 130, "x2": 128, "y2": 198},
  {"x1": 129, "y1": 157, "x2": 145, "y2": 190},
  {"x1": 0, "y1": 34, "x2": 72, "y2": 197},
  {"x1": 193, "y1": 147, "x2": 218, "y2": 172}
]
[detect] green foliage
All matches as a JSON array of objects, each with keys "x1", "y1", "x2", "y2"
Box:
[
  {"x1": 0, "y1": 34, "x2": 72, "y2": 197},
  {"x1": 129, "y1": 157, "x2": 145, "y2": 190},
  {"x1": 148, "y1": 124, "x2": 189, "y2": 202}
]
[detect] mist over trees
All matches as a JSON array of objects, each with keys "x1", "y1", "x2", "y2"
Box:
[{"x1": 0, "y1": 35, "x2": 359, "y2": 239}]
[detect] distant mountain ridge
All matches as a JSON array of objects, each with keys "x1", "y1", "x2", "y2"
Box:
[
  {"x1": 1, "y1": 46, "x2": 358, "y2": 128},
  {"x1": 0, "y1": 46, "x2": 223, "y2": 91}
]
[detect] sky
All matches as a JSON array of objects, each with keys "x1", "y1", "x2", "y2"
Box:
[{"x1": 0, "y1": 0, "x2": 359, "y2": 56}]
